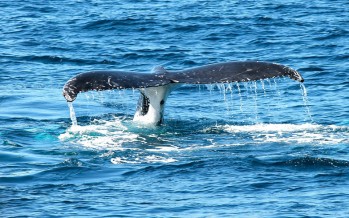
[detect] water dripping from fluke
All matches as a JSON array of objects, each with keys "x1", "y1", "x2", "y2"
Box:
[
  {"x1": 236, "y1": 82, "x2": 244, "y2": 112},
  {"x1": 300, "y1": 83, "x2": 313, "y2": 122},
  {"x1": 68, "y1": 102, "x2": 78, "y2": 126},
  {"x1": 209, "y1": 78, "x2": 312, "y2": 125}
]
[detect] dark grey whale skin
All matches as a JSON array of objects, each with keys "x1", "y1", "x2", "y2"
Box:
[{"x1": 63, "y1": 61, "x2": 304, "y2": 102}]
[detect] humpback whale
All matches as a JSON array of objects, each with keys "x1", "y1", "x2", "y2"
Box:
[{"x1": 63, "y1": 61, "x2": 304, "y2": 125}]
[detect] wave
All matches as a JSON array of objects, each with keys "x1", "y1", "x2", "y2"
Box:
[
  {"x1": 122, "y1": 160, "x2": 205, "y2": 176},
  {"x1": 2, "y1": 54, "x2": 118, "y2": 65},
  {"x1": 82, "y1": 18, "x2": 157, "y2": 31},
  {"x1": 247, "y1": 155, "x2": 349, "y2": 170},
  {"x1": 272, "y1": 156, "x2": 349, "y2": 169},
  {"x1": 0, "y1": 158, "x2": 90, "y2": 184},
  {"x1": 313, "y1": 27, "x2": 348, "y2": 40}
]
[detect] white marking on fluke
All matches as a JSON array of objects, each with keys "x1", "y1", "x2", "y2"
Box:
[{"x1": 133, "y1": 84, "x2": 178, "y2": 125}]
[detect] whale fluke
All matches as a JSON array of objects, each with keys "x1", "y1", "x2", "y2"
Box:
[
  {"x1": 62, "y1": 70, "x2": 169, "y2": 102},
  {"x1": 63, "y1": 61, "x2": 303, "y2": 102},
  {"x1": 63, "y1": 61, "x2": 304, "y2": 125},
  {"x1": 169, "y1": 61, "x2": 304, "y2": 84}
]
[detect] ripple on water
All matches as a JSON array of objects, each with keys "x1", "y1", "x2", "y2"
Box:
[{"x1": 270, "y1": 156, "x2": 349, "y2": 169}]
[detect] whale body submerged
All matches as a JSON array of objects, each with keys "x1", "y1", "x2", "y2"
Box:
[{"x1": 63, "y1": 61, "x2": 304, "y2": 125}]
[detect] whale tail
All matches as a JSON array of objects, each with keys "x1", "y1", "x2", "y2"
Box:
[{"x1": 62, "y1": 61, "x2": 304, "y2": 125}]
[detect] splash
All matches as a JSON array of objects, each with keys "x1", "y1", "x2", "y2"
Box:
[
  {"x1": 58, "y1": 117, "x2": 180, "y2": 164},
  {"x1": 59, "y1": 118, "x2": 138, "y2": 150}
]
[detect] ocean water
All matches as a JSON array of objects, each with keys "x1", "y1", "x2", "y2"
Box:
[{"x1": 1, "y1": 0, "x2": 349, "y2": 217}]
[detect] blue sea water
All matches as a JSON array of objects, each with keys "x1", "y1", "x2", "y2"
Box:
[{"x1": 1, "y1": 0, "x2": 349, "y2": 217}]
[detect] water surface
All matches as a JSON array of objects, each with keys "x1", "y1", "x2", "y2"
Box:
[{"x1": 1, "y1": 0, "x2": 349, "y2": 217}]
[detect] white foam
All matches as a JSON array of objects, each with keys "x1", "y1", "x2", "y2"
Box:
[
  {"x1": 59, "y1": 117, "x2": 179, "y2": 164},
  {"x1": 220, "y1": 123, "x2": 349, "y2": 144},
  {"x1": 59, "y1": 118, "x2": 139, "y2": 150},
  {"x1": 222, "y1": 123, "x2": 320, "y2": 133},
  {"x1": 110, "y1": 155, "x2": 177, "y2": 164}
]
